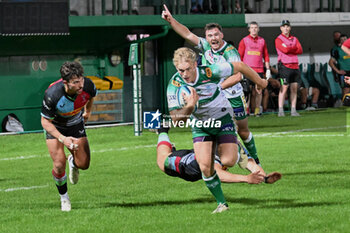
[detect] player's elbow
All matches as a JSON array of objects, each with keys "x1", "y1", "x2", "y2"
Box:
[
  {"x1": 232, "y1": 61, "x2": 245, "y2": 74},
  {"x1": 41, "y1": 116, "x2": 51, "y2": 129}
]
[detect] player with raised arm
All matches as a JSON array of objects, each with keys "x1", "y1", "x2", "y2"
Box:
[
  {"x1": 167, "y1": 47, "x2": 267, "y2": 213},
  {"x1": 162, "y1": 5, "x2": 265, "y2": 172},
  {"x1": 41, "y1": 61, "x2": 96, "y2": 211}
]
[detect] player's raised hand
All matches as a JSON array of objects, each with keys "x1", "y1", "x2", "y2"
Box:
[{"x1": 161, "y1": 4, "x2": 173, "y2": 23}]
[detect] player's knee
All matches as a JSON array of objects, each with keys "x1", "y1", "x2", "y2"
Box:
[
  {"x1": 75, "y1": 158, "x2": 90, "y2": 170},
  {"x1": 157, "y1": 160, "x2": 165, "y2": 172},
  {"x1": 238, "y1": 129, "x2": 250, "y2": 139},
  {"x1": 79, "y1": 161, "x2": 90, "y2": 170},
  {"x1": 220, "y1": 156, "x2": 236, "y2": 167},
  {"x1": 53, "y1": 163, "x2": 66, "y2": 174},
  {"x1": 199, "y1": 164, "x2": 212, "y2": 177}
]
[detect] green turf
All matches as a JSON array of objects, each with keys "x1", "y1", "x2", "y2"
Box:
[{"x1": 0, "y1": 108, "x2": 349, "y2": 233}]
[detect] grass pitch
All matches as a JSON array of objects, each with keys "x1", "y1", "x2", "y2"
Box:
[{"x1": 0, "y1": 108, "x2": 349, "y2": 233}]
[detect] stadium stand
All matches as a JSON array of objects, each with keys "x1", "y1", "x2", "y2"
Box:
[{"x1": 323, "y1": 63, "x2": 342, "y2": 100}]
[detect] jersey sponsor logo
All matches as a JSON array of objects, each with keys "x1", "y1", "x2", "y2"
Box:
[
  {"x1": 81, "y1": 93, "x2": 87, "y2": 103},
  {"x1": 59, "y1": 103, "x2": 65, "y2": 108},
  {"x1": 205, "y1": 68, "x2": 212, "y2": 78},
  {"x1": 225, "y1": 46, "x2": 234, "y2": 52},
  {"x1": 172, "y1": 80, "x2": 181, "y2": 87},
  {"x1": 42, "y1": 100, "x2": 51, "y2": 110},
  {"x1": 233, "y1": 106, "x2": 246, "y2": 118},
  {"x1": 168, "y1": 94, "x2": 176, "y2": 101},
  {"x1": 79, "y1": 129, "x2": 85, "y2": 135},
  {"x1": 206, "y1": 180, "x2": 220, "y2": 188},
  {"x1": 221, "y1": 123, "x2": 234, "y2": 132},
  {"x1": 182, "y1": 152, "x2": 196, "y2": 165},
  {"x1": 247, "y1": 51, "x2": 261, "y2": 56},
  {"x1": 167, "y1": 94, "x2": 178, "y2": 108}
]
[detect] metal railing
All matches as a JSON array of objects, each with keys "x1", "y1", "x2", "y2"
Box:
[
  {"x1": 69, "y1": 0, "x2": 348, "y2": 15},
  {"x1": 269, "y1": 0, "x2": 345, "y2": 13}
]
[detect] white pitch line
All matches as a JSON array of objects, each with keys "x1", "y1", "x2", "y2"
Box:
[
  {"x1": 0, "y1": 145, "x2": 156, "y2": 161},
  {"x1": 0, "y1": 155, "x2": 45, "y2": 161},
  {"x1": 255, "y1": 125, "x2": 349, "y2": 137},
  {"x1": 1, "y1": 125, "x2": 348, "y2": 161},
  {"x1": 0, "y1": 185, "x2": 48, "y2": 192},
  {"x1": 260, "y1": 134, "x2": 346, "y2": 138},
  {"x1": 93, "y1": 144, "x2": 155, "y2": 153}
]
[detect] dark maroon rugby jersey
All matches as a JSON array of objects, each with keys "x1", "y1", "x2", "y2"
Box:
[{"x1": 41, "y1": 77, "x2": 96, "y2": 127}]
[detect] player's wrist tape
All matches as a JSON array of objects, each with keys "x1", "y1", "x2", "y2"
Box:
[
  {"x1": 266, "y1": 69, "x2": 271, "y2": 80},
  {"x1": 58, "y1": 135, "x2": 66, "y2": 144}
]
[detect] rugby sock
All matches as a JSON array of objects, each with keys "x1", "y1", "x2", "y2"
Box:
[
  {"x1": 243, "y1": 132, "x2": 259, "y2": 161},
  {"x1": 203, "y1": 172, "x2": 227, "y2": 205},
  {"x1": 291, "y1": 107, "x2": 297, "y2": 113},
  {"x1": 52, "y1": 170, "x2": 67, "y2": 195},
  {"x1": 60, "y1": 192, "x2": 70, "y2": 201},
  {"x1": 157, "y1": 133, "x2": 172, "y2": 149}
]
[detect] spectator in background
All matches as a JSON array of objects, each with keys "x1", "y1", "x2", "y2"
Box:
[
  {"x1": 333, "y1": 31, "x2": 341, "y2": 46},
  {"x1": 299, "y1": 81, "x2": 320, "y2": 110},
  {"x1": 262, "y1": 66, "x2": 281, "y2": 112},
  {"x1": 238, "y1": 21, "x2": 271, "y2": 117},
  {"x1": 329, "y1": 34, "x2": 350, "y2": 97},
  {"x1": 191, "y1": 0, "x2": 204, "y2": 13},
  {"x1": 235, "y1": 0, "x2": 254, "y2": 13},
  {"x1": 330, "y1": 31, "x2": 342, "y2": 82},
  {"x1": 275, "y1": 20, "x2": 303, "y2": 117}
]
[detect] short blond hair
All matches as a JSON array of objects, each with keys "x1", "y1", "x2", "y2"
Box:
[{"x1": 173, "y1": 47, "x2": 197, "y2": 67}]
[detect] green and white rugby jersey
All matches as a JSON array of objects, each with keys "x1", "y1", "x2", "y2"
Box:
[
  {"x1": 167, "y1": 63, "x2": 234, "y2": 121},
  {"x1": 196, "y1": 37, "x2": 243, "y2": 99}
]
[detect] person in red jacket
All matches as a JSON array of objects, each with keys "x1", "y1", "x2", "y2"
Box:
[
  {"x1": 238, "y1": 21, "x2": 271, "y2": 117},
  {"x1": 341, "y1": 38, "x2": 350, "y2": 91},
  {"x1": 275, "y1": 20, "x2": 303, "y2": 117},
  {"x1": 341, "y1": 38, "x2": 350, "y2": 56}
]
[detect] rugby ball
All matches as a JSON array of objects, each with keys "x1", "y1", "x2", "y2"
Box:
[{"x1": 176, "y1": 85, "x2": 198, "y2": 111}]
